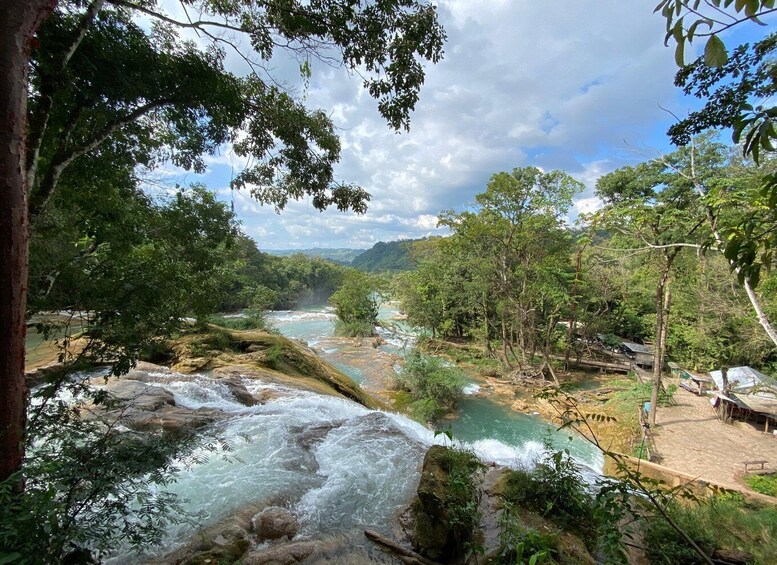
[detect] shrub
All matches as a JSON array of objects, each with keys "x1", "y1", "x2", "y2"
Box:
[
  {"x1": 501, "y1": 445, "x2": 593, "y2": 535},
  {"x1": 744, "y1": 473, "x2": 777, "y2": 498},
  {"x1": 209, "y1": 309, "x2": 269, "y2": 331},
  {"x1": 333, "y1": 318, "x2": 376, "y2": 338},
  {"x1": 330, "y1": 271, "x2": 379, "y2": 337},
  {"x1": 498, "y1": 438, "x2": 629, "y2": 562},
  {"x1": 396, "y1": 352, "x2": 467, "y2": 422},
  {"x1": 498, "y1": 504, "x2": 559, "y2": 565}
]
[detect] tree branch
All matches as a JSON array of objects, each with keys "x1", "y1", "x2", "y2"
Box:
[
  {"x1": 30, "y1": 99, "x2": 172, "y2": 217},
  {"x1": 108, "y1": 0, "x2": 246, "y2": 35},
  {"x1": 27, "y1": 0, "x2": 106, "y2": 191}
]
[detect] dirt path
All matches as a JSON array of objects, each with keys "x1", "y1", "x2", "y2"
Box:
[{"x1": 652, "y1": 387, "x2": 777, "y2": 488}]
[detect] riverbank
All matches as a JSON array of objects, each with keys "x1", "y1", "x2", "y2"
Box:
[{"x1": 422, "y1": 338, "x2": 777, "y2": 500}]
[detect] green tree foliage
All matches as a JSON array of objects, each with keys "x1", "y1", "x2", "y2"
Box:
[
  {"x1": 655, "y1": 1, "x2": 777, "y2": 281},
  {"x1": 395, "y1": 352, "x2": 467, "y2": 422},
  {"x1": 27, "y1": 0, "x2": 446, "y2": 219},
  {"x1": 401, "y1": 167, "x2": 582, "y2": 372},
  {"x1": 588, "y1": 138, "x2": 777, "y2": 373},
  {"x1": 29, "y1": 183, "x2": 240, "y2": 373},
  {"x1": 656, "y1": 0, "x2": 776, "y2": 159},
  {"x1": 395, "y1": 237, "x2": 481, "y2": 340},
  {"x1": 268, "y1": 247, "x2": 364, "y2": 264},
  {"x1": 330, "y1": 270, "x2": 381, "y2": 337},
  {"x1": 221, "y1": 237, "x2": 349, "y2": 311}
]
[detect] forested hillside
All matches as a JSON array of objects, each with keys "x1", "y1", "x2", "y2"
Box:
[
  {"x1": 265, "y1": 248, "x2": 365, "y2": 265},
  {"x1": 351, "y1": 239, "x2": 419, "y2": 272}
]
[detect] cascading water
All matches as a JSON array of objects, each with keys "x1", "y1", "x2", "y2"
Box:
[
  {"x1": 109, "y1": 303, "x2": 603, "y2": 561},
  {"x1": 266, "y1": 304, "x2": 603, "y2": 471},
  {"x1": 107, "y1": 373, "x2": 435, "y2": 562}
]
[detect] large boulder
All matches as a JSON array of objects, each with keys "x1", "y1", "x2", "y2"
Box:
[
  {"x1": 168, "y1": 328, "x2": 386, "y2": 410},
  {"x1": 99, "y1": 379, "x2": 175, "y2": 411},
  {"x1": 83, "y1": 377, "x2": 223, "y2": 432},
  {"x1": 253, "y1": 506, "x2": 299, "y2": 542},
  {"x1": 410, "y1": 445, "x2": 483, "y2": 563}
]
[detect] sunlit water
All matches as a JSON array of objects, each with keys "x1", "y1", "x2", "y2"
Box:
[{"x1": 109, "y1": 304, "x2": 602, "y2": 560}]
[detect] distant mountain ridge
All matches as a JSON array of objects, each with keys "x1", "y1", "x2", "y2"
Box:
[
  {"x1": 351, "y1": 239, "x2": 419, "y2": 272},
  {"x1": 265, "y1": 239, "x2": 422, "y2": 271},
  {"x1": 264, "y1": 248, "x2": 365, "y2": 264}
]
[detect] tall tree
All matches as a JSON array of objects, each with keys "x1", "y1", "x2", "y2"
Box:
[
  {"x1": 593, "y1": 143, "x2": 719, "y2": 424},
  {"x1": 1, "y1": 0, "x2": 445, "y2": 483},
  {"x1": 656, "y1": 1, "x2": 777, "y2": 282},
  {"x1": 0, "y1": 0, "x2": 58, "y2": 488},
  {"x1": 437, "y1": 167, "x2": 583, "y2": 372}
]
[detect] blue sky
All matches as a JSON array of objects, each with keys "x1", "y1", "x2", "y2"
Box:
[{"x1": 150, "y1": 1, "x2": 774, "y2": 250}]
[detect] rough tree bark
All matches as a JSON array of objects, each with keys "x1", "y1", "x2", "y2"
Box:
[
  {"x1": 649, "y1": 253, "x2": 676, "y2": 427},
  {"x1": 0, "y1": 0, "x2": 57, "y2": 484}
]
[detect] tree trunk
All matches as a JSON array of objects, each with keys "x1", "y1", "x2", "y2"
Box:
[
  {"x1": 565, "y1": 245, "x2": 584, "y2": 370},
  {"x1": 0, "y1": 0, "x2": 56, "y2": 484},
  {"x1": 649, "y1": 265, "x2": 672, "y2": 427},
  {"x1": 482, "y1": 292, "x2": 492, "y2": 356},
  {"x1": 659, "y1": 282, "x2": 672, "y2": 372},
  {"x1": 649, "y1": 287, "x2": 663, "y2": 427}
]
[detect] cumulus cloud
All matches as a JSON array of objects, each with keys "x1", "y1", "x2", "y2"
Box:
[{"x1": 157, "y1": 0, "x2": 706, "y2": 249}]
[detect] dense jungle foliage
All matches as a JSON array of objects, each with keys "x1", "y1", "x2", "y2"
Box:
[{"x1": 396, "y1": 142, "x2": 777, "y2": 375}]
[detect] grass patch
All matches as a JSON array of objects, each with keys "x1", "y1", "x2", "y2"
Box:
[
  {"x1": 595, "y1": 375, "x2": 679, "y2": 452},
  {"x1": 334, "y1": 318, "x2": 376, "y2": 338},
  {"x1": 745, "y1": 473, "x2": 777, "y2": 497},
  {"x1": 607, "y1": 376, "x2": 677, "y2": 409},
  {"x1": 643, "y1": 495, "x2": 777, "y2": 564},
  {"x1": 208, "y1": 310, "x2": 269, "y2": 331},
  {"x1": 417, "y1": 337, "x2": 503, "y2": 374}
]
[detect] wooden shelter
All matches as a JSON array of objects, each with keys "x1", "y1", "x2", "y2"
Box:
[
  {"x1": 711, "y1": 392, "x2": 777, "y2": 433},
  {"x1": 708, "y1": 366, "x2": 777, "y2": 432},
  {"x1": 620, "y1": 341, "x2": 654, "y2": 369}
]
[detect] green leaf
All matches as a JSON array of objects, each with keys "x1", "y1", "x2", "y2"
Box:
[
  {"x1": 704, "y1": 35, "x2": 728, "y2": 67},
  {"x1": 675, "y1": 40, "x2": 686, "y2": 66},
  {"x1": 732, "y1": 117, "x2": 753, "y2": 143}
]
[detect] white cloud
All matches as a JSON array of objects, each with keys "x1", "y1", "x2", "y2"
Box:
[{"x1": 156, "y1": 0, "x2": 709, "y2": 249}]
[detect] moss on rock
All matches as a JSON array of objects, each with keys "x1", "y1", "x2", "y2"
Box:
[{"x1": 165, "y1": 327, "x2": 384, "y2": 410}]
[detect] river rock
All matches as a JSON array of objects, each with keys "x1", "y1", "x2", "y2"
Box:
[
  {"x1": 100, "y1": 379, "x2": 176, "y2": 411},
  {"x1": 127, "y1": 360, "x2": 170, "y2": 375},
  {"x1": 83, "y1": 377, "x2": 223, "y2": 432},
  {"x1": 171, "y1": 355, "x2": 212, "y2": 374},
  {"x1": 218, "y1": 375, "x2": 258, "y2": 406},
  {"x1": 253, "y1": 506, "x2": 299, "y2": 541},
  {"x1": 174, "y1": 505, "x2": 259, "y2": 565},
  {"x1": 121, "y1": 405, "x2": 222, "y2": 432}
]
